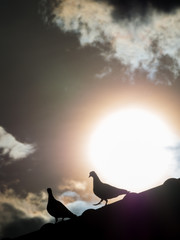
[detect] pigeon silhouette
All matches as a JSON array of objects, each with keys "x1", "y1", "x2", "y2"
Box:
[
  {"x1": 46, "y1": 188, "x2": 77, "y2": 223},
  {"x1": 89, "y1": 171, "x2": 129, "y2": 205}
]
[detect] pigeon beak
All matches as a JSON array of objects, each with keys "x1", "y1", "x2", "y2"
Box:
[{"x1": 88, "y1": 173, "x2": 91, "y2": 178}]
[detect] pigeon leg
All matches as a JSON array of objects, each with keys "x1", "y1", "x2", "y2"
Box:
[{"x1": 93, "y1": 199, "x2": 103, "y2": 206}]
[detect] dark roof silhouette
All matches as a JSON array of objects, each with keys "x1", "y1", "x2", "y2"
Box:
[
  {"x1": 89, "y1": 171, "x2": 129, "y2": 205},
  {"x1": 9, "y1": 178, "x2": 180, "y2": 240},
  {"x1": 46, "y1": 188, "x2": 76, "y2": 223}
]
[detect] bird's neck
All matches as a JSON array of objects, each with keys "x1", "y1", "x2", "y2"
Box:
[
  {"x1": 48, "y1": 191, "x2": 55, "y2": 201},
  {"x1": 92, "y1": 174, "x2": 101, "y2": 185}
]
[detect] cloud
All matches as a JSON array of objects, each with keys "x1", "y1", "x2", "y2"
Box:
[
  {"x1": 0, "y1": 126, "x2": 36, "y2": 163},
  {"x1": 58, "y1": 179, "x2": 87, "y2": 193},
  {"x1": 67, "y1": 199, "x2": 99, "y2": 216},
  {"x1": 0, "y1": 185, "x2": 95, "y2": 236},
  {"x1": 0, "y1": 189, "x2": 49, "y2": 239},
  {"x1": 0, "y1": 203, "x2": 45, "y2": 239},
  {"x1": 59, "y1": 190, "x2": 99, "y2": 216},
  {"x1": 95, "y1": 66, "x2": 112, "y2": 79},
  {"x1": 0, "y1": 184, "x2": 107, "y2": 238},
  {"x1": 60, "y1": 190, "x2": 80, "y2": 200},
  {"x1": 51, "y1": 0, "x2": 180, "y2": 84},
  {"x1": 167, "y1": 142, "x2": 180, "y2": 177},
  {"x1": 58, "y1": 179, "x2": 93, "y2": 203}
]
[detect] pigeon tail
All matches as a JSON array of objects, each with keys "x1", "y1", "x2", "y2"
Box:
[{"x1": 117, "y1": 188, "x2": 130, "y2": 195}]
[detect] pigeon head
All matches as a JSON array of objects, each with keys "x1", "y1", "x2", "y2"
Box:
[
  {"x1": 89, "y1": 171, "x2": 97, "y2": 178},
  {"x1": 47, "y1": 188, "x2": 52, "y2": 194}
]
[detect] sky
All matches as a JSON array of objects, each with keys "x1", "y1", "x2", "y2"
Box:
[{"x1": 1, "y1": 0, "x2": 180, "y2": 238}]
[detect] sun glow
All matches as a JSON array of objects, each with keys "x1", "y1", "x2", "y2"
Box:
[{"x1": 88, "y1": 108, "x2": 178, "y2": 192}]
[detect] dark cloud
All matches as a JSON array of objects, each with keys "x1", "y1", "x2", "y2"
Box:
[
  {"x1": 99, "y1": 0, "x2": 148, "y2": 20},
  {"x1": 0, "y1": 203, "x2": 45, "y2": 239},
  {"x1": 98, "y1": 0, "x2": 180, "y2": 20}
]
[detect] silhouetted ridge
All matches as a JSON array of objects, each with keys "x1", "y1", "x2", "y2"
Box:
[{"x1": 10, "y1": 178, "x2": 180, "y2": 240}]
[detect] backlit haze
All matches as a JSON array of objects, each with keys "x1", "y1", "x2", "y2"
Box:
[{"x1": 1, "y1": 0, "x2": 180, "y2": 238}]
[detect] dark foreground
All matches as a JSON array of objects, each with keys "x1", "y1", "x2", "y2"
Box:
[{"x1": 7, "y1": 178, "x2": 180, "y2": 240}]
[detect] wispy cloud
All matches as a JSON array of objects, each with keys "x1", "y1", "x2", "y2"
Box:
[
  {"x1": 95, "y1": 66, "x2": 112, "y2": 79},
  {"x1": 0, "y1": 126, "x2": 36, "y2": 163},
  {"x1": 51, "y1": 0, "x2": 180, "y2": 84}
]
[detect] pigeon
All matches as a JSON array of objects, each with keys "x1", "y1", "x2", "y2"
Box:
[
  {"x1": 89, "y1": 171, "x2": 129, "y2": 205},
  {"x1": 46, "y1": 188, "x2": 77, "y2": 223}
]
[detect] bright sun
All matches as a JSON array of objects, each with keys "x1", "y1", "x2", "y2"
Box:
[{"x1": 88, "y1": 107, "x2": 178, "y2": 192}]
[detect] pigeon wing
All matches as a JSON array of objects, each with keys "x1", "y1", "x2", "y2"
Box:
[
  {"x1": 55, "y1": 199, "x2": 76, "y2": 218},
  {"x1": 101, "y1": 183, "x2": 129, "y2": 199}
]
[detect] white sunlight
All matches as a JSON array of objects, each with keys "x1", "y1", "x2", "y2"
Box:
[{"x1": 88, "y1": 108, "x2": 178, "y2": 192}]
